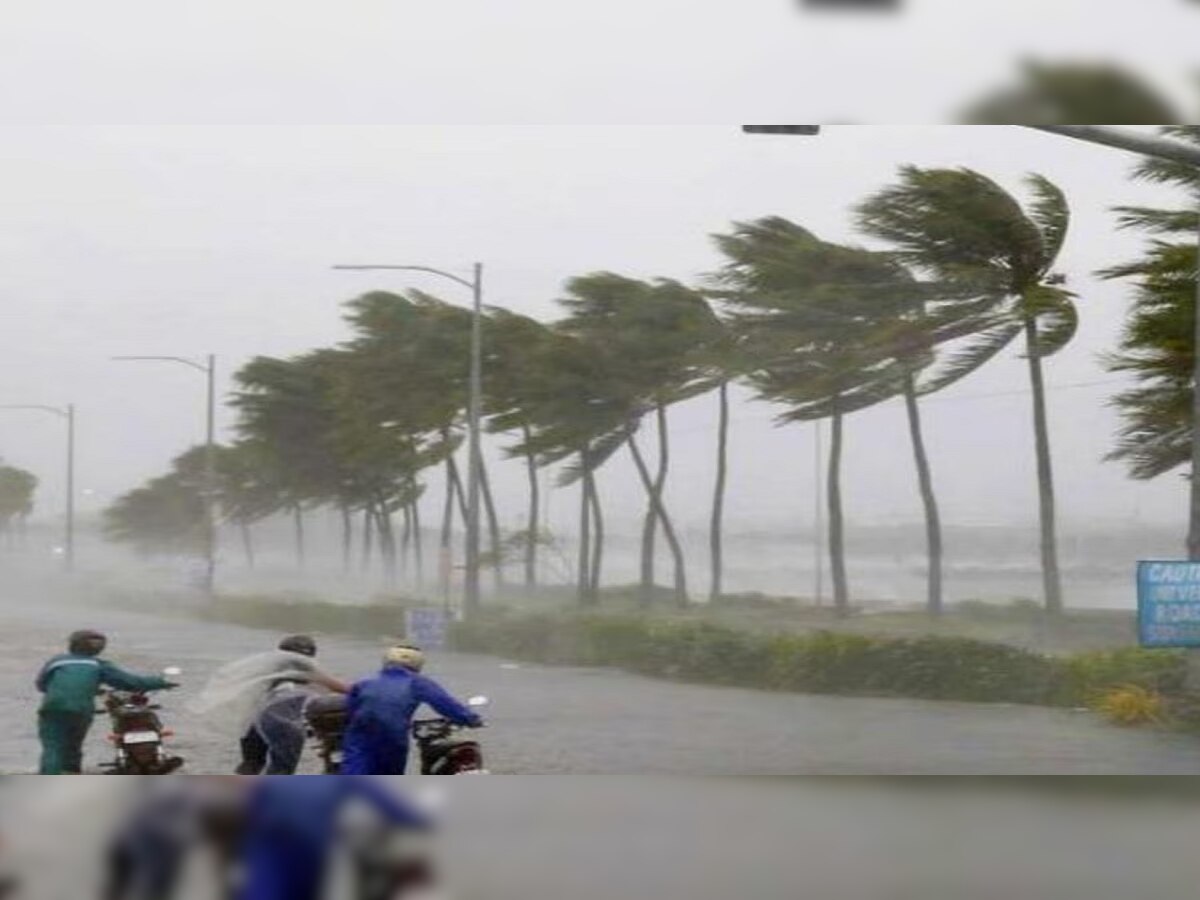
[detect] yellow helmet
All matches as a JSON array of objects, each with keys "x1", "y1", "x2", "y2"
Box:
[{"x1": 384, "y1": 644, "x2": 426, "y2": 672}]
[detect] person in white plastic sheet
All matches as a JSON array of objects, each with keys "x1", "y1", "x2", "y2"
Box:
[{"x1": 191, "y1": 635, "x2": 348, "y2": 775}]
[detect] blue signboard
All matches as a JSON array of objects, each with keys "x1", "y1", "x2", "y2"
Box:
[
  {"x1": 405, "y1": 608, "x2": 450, "y2": 651},
  {"x1": 1137, "y1": 561, "x2": 1200, "y2": 647}
]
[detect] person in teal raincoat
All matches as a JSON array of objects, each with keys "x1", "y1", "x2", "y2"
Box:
[{"x1": 34, "y1": 630, "x2": 176, "y2": 774}]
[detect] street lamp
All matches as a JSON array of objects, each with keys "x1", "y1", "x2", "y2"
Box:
[
  {"x1": 0, "y1": 403, "x2": 75, "y2": 571},
  {"x1": 113, "y1": 355, "x2": 218, "y2": 596},
  {"x1": 333, "y1": 262, "x2": 485, "y2": 615}
]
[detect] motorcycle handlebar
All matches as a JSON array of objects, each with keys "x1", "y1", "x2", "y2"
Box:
[{"x1": 412, "y1": 717, "x2": 484, "y2": 730}]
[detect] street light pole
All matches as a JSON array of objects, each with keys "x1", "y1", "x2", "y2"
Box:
[
  {"x1": 333, "y1": 262, "x2": 486, "y2": 616},
  {"x1": 203, "y1": 354, "x2": 217, "y2": 596},
  {"x1": 466, "y1": 263, "x2": 485, "y2": 616},
  {"x1": 0, "y1": 403, "x2": 76, "y2": 571},
  {"x1": 65, "y1": 404, "x2": 75, "y2": 571},
  {"x1": 113, "y1": 355, "x2": 218, "y2": 596}
]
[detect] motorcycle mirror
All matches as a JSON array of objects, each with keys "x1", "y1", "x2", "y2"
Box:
[
  {"x1": 162, "y1": 667, "x2": 183, "y2": 678},
  {"x1": 467, "y1": 695, "x2": 490, "y2": 708}
]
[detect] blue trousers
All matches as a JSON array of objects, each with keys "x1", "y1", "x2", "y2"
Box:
[
  {"x1": 239, "y1": 843, "x2": 324, "y2": 900},
  {"x1": 254, "y1": 699, "x2": 307, "y2": 775},
  {"x1": 341, "y1": 734, "x2": 409, "y2": 776}
]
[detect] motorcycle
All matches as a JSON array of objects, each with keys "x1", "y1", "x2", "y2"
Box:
[
  {"x1": 305, "y1": 693, "x2": 350, "y2": 774},
  {"x1": 347, "y1": 824, "x2": 439, "y2": 900},
  {"x1": 413, "y1": 695, "x2": 490, "y2": 775},
  {"x1": 99, "y1": 667, "x2": 185, "y2": 775},
  {"x1": 305, "y1": 694, "x2": 490, "y2": 775}
]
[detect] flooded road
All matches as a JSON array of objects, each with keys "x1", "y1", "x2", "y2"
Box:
[
  {"x1": 9, "y1": 777, "x2": 1200, "y2": 900},
  {"x1": 2, "y1": 591, "x2": 1199, "y2": 774}
]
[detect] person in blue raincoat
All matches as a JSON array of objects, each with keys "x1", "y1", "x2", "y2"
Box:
[
  {"x1": 342, "y1": 645, "x2": 482, "y2": 776},
  {"x1": 238, "y1": 776, "x2": 431, "y2": 900}
]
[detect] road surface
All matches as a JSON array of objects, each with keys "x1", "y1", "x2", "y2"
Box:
[{"x1": 1, "y1": 593, "x2": 1198, "y2": 774}]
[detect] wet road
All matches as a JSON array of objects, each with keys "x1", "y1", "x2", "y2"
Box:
[
  {"x1": 2, "y1": 594, "x2": 1199, "y2": 774},
  {"x1": 9, "y1": 778, "x2": 1200, "y2": 900}
]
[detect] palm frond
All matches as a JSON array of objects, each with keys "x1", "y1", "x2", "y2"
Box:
[{"x1": 1025, "y1": 174, "x2": 1070, "y2": 272}]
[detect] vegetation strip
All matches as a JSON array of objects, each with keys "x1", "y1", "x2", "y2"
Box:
[{"x1": 200, "y1": 597, "x2": 1185, "y2": 713}]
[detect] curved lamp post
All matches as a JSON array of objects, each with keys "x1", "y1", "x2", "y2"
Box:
[
  {"x1": 112, "y1": 355, "x2": 217, "y2": 596},
  {"x1": 333, "y1": 263, "x2": 485, "y2": 615}
]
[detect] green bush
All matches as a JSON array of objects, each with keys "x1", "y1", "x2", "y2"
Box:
[
  {"x1": 1056, "y1": 647, "x2": 1185, "y2": 707},
  {"x1": 202, "y1": 599, "x2": 1188, "y2": 714},
  {"x1": 205, "y1": 595, "x2": 414, "y2": 641},
  {"x1": 448, "y1": 613, "x2": 1119, "y2": 706}
]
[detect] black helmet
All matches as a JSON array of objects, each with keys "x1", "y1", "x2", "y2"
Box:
[
  {"x1": 279, "y1": 634, "x2": 317, "y2": 657},
  {"x1": 68, "y1": 630, "x2": 107, "y2": 657}
]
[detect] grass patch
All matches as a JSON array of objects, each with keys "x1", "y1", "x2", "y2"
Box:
[
  {"x1": 188, "y1": 592, "x2": 1182, "y2": 715},
  {"x1": 202, "y1": 594, "x2": 418, "y2": 641},
  {"x1": 450, "y1": 610, "x2": 1185, "y2": 709}
]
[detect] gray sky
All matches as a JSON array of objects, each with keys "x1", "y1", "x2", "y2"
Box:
[
  {"x1": 0, "y1": 0, "x2": 1197, "y2": 541},
  {"x1": 2, "y1": 0, "x2": 1197, "y2": 123}
]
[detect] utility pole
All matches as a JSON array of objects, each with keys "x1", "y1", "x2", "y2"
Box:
[
  {"x1": 65, "y1": 404, "x2": 75, "y2": 571},
  {"x1": 204, "y1": 354, "x2": 217, "y2": 597},
  {"x1": 466, "y1": 263, "x2": 485, "y2": 616},
  {"x1": 113, "y1": 355, "x2": 218, "y2": 595}
]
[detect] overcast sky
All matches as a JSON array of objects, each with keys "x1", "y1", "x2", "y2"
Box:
[{"x1": 0, "y1": 2, "x2": 1197, "y2": 542}]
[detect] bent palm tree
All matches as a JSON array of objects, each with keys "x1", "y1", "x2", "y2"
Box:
[
  {"x1": 1100, "y1": 128, "x2": 1200, "y2": 556},
  {"x1": 857, "y1": 167, "x2": 1079, "y2": 615},
  {"x1": 714, "y1": 218, "x2": 916, "y2": 617}
]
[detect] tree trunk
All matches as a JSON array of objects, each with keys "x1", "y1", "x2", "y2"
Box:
[
  {"x1": 903, "y1": 375, "x2": 944, "y2": 617},
  {"x1": 639, "y1": 404, "x2": 671, "y2": 604},
  {"x1": 240, "y1": 520, "x2": 255, "y2": 570},
  {"x1": 1024, "y1": 317, "x2": 1064, "y2": 615},
  {"x1": 361, "y1": 508, "x2": 374, "y2": 575},
  {"x1": 628, "y1": 434, "x2": 689, "y2": 606},
  {"x1": 523, "y1": 424, "x2": 540, "y2": 588},
  {"x1": 479, "y1": 457, "x2": 505, "y2": 591},
  {"x1": 709, "y1": 381, "x2": 730, "y2": 603},
  {"x1": 411, "y1": 497, "x2": 424, "y2": 589},
  {"x1": 292, "y1": 506, "x2": 306, "y2": 570},
  {"x1": 577, "y1": 449, "x2": 593, "y2": 605},
  {"x1": 441, "y1": 457, "x2": 456, "y2": 605},
  {"x1": 400, "y1": 502, "x2": 412, "y2": 575},
  {"x1": 827, "y1": 409, "x2": 849, "y2": 618},
  {"x1": 341, "y1": 506, "x2": 353, "y2": 575},
  {"x1": 447, "y1": 455, "x2": 469, "y2": 525},
  {"x1": 377, "y1": 508, "x2": 397, "y2": 588},
  {"x1": 587, "y1": 465, "x2": 604, "y2": 599}
]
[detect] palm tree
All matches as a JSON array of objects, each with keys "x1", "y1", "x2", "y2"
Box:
[
  {"x1": 511, "y1": 327, "x2": 637, "y2": 605},
  {"x1": 558, "y1": 273, "x2": 721, "y2": 606},
  {"x1": 484, "y1": 308, "x2": 561, "y2": 588},
  {"x1": 857, "y1": 167, "x2": 1079, "y2": 615},
  {"x1": 338, "y1": 291, "x2": 509, "y2": 599},
  {"x1": 232, "y1": 353, "x2": 356, "y2": 570},
  {"x1": 104, "y1": 449, "x2": 206, "y2": 557},
  {"x1": 0, "y1": 465, "x2": 37, "y2": 548},
  {"x1": 1101, "y1": 128, "x2": 1200, "y2": 493},
  {"x1": 960, "y1": 61, "x2": 1180, "y2": 125},
  {"x1": 212, "y1": 442, "x2": 283, "y2": 569},
  {"x1": 714, "y1": 218, "x2": 915, "y2": 617}
]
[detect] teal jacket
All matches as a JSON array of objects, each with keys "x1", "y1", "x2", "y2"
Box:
[{"x1": 35, "y1": 654, "x2": 171, "y2": 715}]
